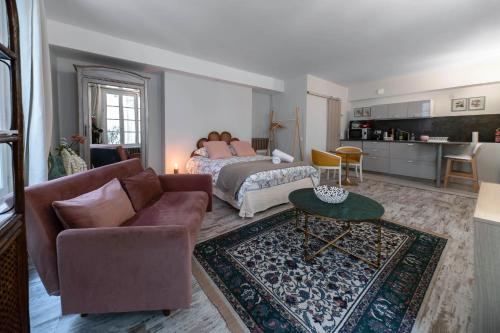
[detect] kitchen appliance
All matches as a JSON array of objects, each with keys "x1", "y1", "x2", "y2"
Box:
[
  {"x1": 397, "y1": 130, "x2": 409, "y2": 141},
  {"x1": 349, "y1": 121, "x2": 372, "y2": 140},
  {"x1": 361, "y1": 128, "x2": 373, "y2": 140}
]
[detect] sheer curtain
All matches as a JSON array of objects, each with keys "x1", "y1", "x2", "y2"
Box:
[
  {"x1": 17, "y1": 0, "x2": 53, "y2": 185},
  {"x1": 326, "y1": 98, "x2": 341, "y2": 152}
]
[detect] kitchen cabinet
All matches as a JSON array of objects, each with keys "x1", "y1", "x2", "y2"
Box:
[
  {"x1": 389, "y1": 142, "x2": 437, "y2": 179},
  {"x1": 340, "y1": 141, "x2": 362, "y2": 149},
  {"x1": 370, "y1": 104, "x2": 388, "y2": 120},
  {"x1": 363, "y1": 141, "x2": 390, "y2": 157},
  {"x1": 473, "y1": 183, "x2": 500, "y2": 333},
  {"x1": 389, "y1": 159, "x2": 436, "y2": 179},
  {"x1": 407, "y1": 100, "x2": 431, "y2": 118},
  {"x1": 361, "y1": 100, "x2": 431, "y2": 120},
  {"x1": 387, "y1": 103, "x2": 408, "y2": 119},
  {"x1": 362, "y1": 142, "x2": 390, "y2": 173},
  {"x1": 390, "y1": 142, "x2": 436, "y2": 162},
  {"x1": 364, "y1": 156, "x2": 390, "y2": 173}
]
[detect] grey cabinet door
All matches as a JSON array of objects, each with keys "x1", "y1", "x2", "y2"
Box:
[
  {"x1": 387, "y1": 103, "x2": 408, "y2": 119},
  {"x1": 341, "y1": 141, "x2": 362, "y2": 149},
  {"x1": 389, "y1": 159, "x2": 436, "y2": 179},
  {"x1": 407, "y1": 100, "x2": 431, "y2": 118},
  {"x1": 363, "y1": 156, "x2": 390, "y2": 173},
  {"x1": 371, "y1": 104, "x2": 388, "y2": 119},
  {"x1": 390, "y1": 142, "x2": 437, "y2": 162},
  {"x1": 363, "y1": 141, "x2": 390, "y2": 157}
]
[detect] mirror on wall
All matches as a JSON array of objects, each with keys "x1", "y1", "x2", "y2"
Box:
[
  {"x1": 0, "y1": 143, "x2": 13, "y2": 217},
  {"x1": 0, "y1": 0, "x2": 9, "y2": 48},
  {"x1": 0, "y1": 60, "x2": 12, "y2": 132},
  {"x1": 76, "y1": 66, "x2": 149, "y2": 168}
]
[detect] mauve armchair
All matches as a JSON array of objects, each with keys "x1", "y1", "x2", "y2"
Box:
[{"x1": 25, "y1": 159, "x2": 212, "y2": 315}]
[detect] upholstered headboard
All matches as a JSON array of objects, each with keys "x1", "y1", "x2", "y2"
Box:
[{"x1": 191, "y1": 131, "x2": 239, "y2": 157}]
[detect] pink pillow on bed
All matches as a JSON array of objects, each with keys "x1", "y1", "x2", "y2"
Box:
[
  {"x1": 231, "y1": 141, "x2": 256, "y2": 157},
  {"x1": 203, "y1": 141, "x2": 233, "y2": 159}
]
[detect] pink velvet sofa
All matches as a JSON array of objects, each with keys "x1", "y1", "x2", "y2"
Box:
[{"x1": 25, "y1": 159, "x2": 212, "y2": 315}]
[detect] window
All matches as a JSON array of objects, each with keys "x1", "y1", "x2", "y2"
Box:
[{"x1": 102, "y1": 87, "x2": 141, "y2": 146}]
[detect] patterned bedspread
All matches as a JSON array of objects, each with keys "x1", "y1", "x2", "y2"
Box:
[{"x1": 186, "y1": 155, "x2": 319, "y2": 207}]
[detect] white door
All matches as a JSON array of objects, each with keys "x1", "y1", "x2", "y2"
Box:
[{"x1": 305, "y1": 95, "x2": 328, "y2": 162}]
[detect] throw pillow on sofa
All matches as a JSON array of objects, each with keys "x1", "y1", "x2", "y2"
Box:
[
  {"x1": 52, "y1": 178, "x2": 135, "y2": 229},
  {"x1": 121, "y1": 168, "x2": 163, "y2": 211}
]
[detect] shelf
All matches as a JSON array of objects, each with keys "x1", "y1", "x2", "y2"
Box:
[
  {"x1": 0, "y1": 42, "x2": 16, "y2": 60},
  {"x1": 0, "y1": 135, "x2": 19, "y2": 143}
]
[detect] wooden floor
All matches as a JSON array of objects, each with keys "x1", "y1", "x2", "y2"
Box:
[{"x1": 29, "y1": 175, "x2": 477, "y2": 333}]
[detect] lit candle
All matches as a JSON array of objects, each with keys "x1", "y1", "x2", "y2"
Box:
[{"x1": 173, "y1": 162, "x2": 179, "y2": 174}]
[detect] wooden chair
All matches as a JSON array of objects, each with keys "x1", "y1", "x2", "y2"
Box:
[
  {"x1": 311, "y1": 149, "x2": 342, "y2": 186},
  {"x1": 443, "y1": 143, "x2": 482, "y2": 192},
  {"x1": 335, "y1": 146, "x2": 364, "y2": 182}
]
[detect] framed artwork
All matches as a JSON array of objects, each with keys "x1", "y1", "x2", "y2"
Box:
[
  {"x1": 353, "y1": 108, "x2": 363, "y2": 117},
  {"x1": 362, "y1": 107, "x2": 371, "y2": 117},
  {"x1": 451, "y1": 98, "x2": 467, "y2": 112},
  {"x1": 468, "y1": 96, "x2": 485, "y2": 111}
]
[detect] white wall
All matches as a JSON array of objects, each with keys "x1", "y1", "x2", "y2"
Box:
[
  {"x1": 252, "y1": 92, "x2": 272, "y2": 138},
  {"x1": 349, "y1": 56, "x2": 500, "y2": 101},
  {"x1": 164, "y1": 71, "x2": 252, "y2": 173},
  {"x1": 47, "y1": 20, "x2": 284, "y2": 92},
  {"x1": 273, "y1": 76, "x2": 307, "y2": 158},
  {"x1": 305, "y1": 95, "x2": 327, "y2": 158},
  {"x1": 305, "y1": 75, "x2": 349, "y2": 161}
]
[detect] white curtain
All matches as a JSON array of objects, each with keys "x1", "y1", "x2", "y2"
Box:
[
  {"x1": 0, "y1": 1, "x2": 13, "y2": 197},
  {"x1": 326, "y1": 98, "x2": 341, "y2": 152},
  {"x1": 17, "y1": 0, "x2": 53, "y2": 185}
]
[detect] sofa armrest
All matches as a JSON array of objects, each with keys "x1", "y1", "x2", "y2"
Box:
[
  {"x1": 56, "y1": 226, "x2": 193, "y2": 314},
  {"x1": 158, "y1": 174, "x2": 213, "y2": 211}
]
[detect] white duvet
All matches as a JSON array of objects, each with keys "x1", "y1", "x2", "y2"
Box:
[{"x1": 186, "y1": 155, "x2": 319, "y2": 207}]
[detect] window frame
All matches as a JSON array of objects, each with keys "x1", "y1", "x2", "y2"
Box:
[{"x1": 101, "y1": 88, "x2": 141, "y2": 146}]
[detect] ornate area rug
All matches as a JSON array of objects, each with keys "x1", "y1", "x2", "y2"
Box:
[{"x1": 194, "y1": 209, "x2": 447, "y2": 333}]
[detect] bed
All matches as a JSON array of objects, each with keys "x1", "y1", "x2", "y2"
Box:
[{"x1": 186, "y1": 131, "x2": 319, "y2": 217}]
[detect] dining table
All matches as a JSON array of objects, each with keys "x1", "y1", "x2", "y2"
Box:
[{"x1": 332, "y1": 151, "x2": 367, "y2": 186}]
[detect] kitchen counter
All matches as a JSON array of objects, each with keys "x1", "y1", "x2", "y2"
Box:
[
  {"x1": 341, "y1": 139, "x2": 472, "y2": 145},
  {"x1": 340, "y1": 139, "x2": 475, "y2": 187}
]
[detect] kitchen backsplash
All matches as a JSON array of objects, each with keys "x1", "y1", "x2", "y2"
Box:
[{"x1": 370, "y1": 114, "x2": 500, "y2": 142}]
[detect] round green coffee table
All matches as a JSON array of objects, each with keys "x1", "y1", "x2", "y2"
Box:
[{"x1": 289, "y1": 188, "x2": 385, "y2": 267}]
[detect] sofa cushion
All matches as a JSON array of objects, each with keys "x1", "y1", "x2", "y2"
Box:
[
  {"x1": 127, "y1": 191, "x2": 208, "y2": 247},
  {"x1": 121, "y1": 168, "x2": 163, "y2": 211},
  {"x1": 203, "y1": 141, "x2": 232, "y2": 159},
  {"x1": 52, "y1": 178, "x2": 135, "y2": 229},
  {"x1": 230, "y1": 140, "x2": 256, "y2": 157}
]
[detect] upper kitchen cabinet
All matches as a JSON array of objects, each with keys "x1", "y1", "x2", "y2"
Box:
[
  {"x1": 371, "y1": 104, "x2": 388, "y2": 119},
  {"x1": 407, "y1": 100, "x2": 431, "y2": 118},
  {"x1": 387, "y1": 102, "x2": 408, "y2": 119}
]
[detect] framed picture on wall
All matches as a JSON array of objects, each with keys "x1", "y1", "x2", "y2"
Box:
[
  {"x1": 353, "y1": 108, "x2": 363, "y2": 117},
  {"x1": 468, "y1": 96, "x2": 485, "y2": 111},
  {"x1": 451, "y1": 98, "x2": 467, "y2": 112},
  {"x1": 362, "y1": 107, "x2": 371, "y2": 117}
]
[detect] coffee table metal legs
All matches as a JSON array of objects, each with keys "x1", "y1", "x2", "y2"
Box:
[
  {"x1": 297, "y1": 211, "x2": 383, "y2": 268},
  {"x1": 376, "y1": 219, "x2": 382, "y2": 268},
  {"x1": 303, "y1": 213, "x2": 310, "y2": 257}
]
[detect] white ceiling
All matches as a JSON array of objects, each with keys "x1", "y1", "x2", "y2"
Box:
[{"x1": 44, "y1": 0, "x2": 500, "y2": 85}]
